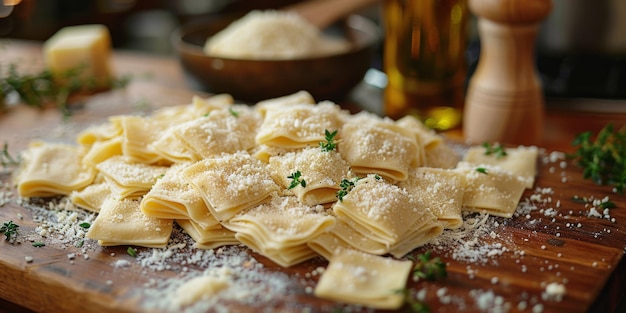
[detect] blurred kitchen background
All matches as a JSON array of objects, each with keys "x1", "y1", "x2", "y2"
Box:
[{"x1": 1, "y1": 0, "x2": 626, "y2": 100}]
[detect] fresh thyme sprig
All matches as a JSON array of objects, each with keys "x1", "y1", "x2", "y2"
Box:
[
  {"x1": 395, "y1": 289, "x2": 430, "y2": 313},
  {"x1": 569, "y1": 123, "x2": 626, "y2": 194},
  {"x1": 571, "y1": 196, "x2": 616, "y2": 210},
  {"x1": 0, "y1": 220, "x2": 19, "y2": 243},
  {"x1": 1, "y1": 142, "x2": 20, "y2": 169},
  {"x1": 320, "y1": 129, "x2": 338, "y2": 152},
  {"x1": 410, "y1": 250, "x2": 447, "y2": 281},
  {"x1": 287, "y1": 170, "x2": 306, "y2": 189},
  {"x1": 482, "y1": 142, "x2": 508, "y2": 159},
  {"x1": 336, "y1": 177, "x2": 360, "y2": 201},
  {"x1": 0, "y1": 63, "x2": 131, "y2": 118}
]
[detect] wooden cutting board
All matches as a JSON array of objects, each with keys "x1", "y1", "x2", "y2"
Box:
[
  {"x1": 0, "y1": 40, "x2": 625, "y2": 312},
  {"x1": 1, "y1": 87, "x2": 625, "y2": 313}
]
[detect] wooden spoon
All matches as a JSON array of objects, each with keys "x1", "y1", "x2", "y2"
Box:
[{"x1": 284, "y1": 0, "x2": 380, "y2": 29}]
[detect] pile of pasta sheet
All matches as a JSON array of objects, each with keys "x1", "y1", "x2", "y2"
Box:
[{"x1": 13, "y1": 90, "x2": 538, "y2": 309}]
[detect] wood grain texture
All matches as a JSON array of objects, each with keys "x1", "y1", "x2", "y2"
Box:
[
  {"x1": 1, "y1": 132, "x2": 625, "y2": 313},
  {"x1": 1, "y1": 39, "x2": 625, "y2": 313}
]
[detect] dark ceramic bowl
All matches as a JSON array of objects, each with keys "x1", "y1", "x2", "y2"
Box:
[{"x1": 172, "y1": 14, "x2": 379, "y2": 103}]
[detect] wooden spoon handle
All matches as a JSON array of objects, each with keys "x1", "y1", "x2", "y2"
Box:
[{"x1": 284, "y1": 0, "x2": 380, "y2": 29}]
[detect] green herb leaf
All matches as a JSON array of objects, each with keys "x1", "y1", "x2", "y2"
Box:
[
  {"x1": 0, "y1": 221, "x2": 19, "y2": 242},
  {"x1": 569, "y1": 123, "x2": 626, "y2": 194},
  {"x1": 79, "y1": 222, "x2": 91, "y2": 229},
  {"x1": 228, "y1": 107, "x2": 239, "y2": 117},
  {"x1": 287, "y1": 170, "x2": 306, "y2": 189},
  {"x1": 319, "y1": 129, "x2": 338, "y2": 152},
  {"x1": 32, "y1": 242, "x2": 46, "y2": 247},
  {"x1": 336, "y1": 177, "x2": 360, "y2": 201},
  {"x1": 127, "y1": 246, "x2": 137, "y2": 257},
  {"x1": 600, "y1": 201, "x2": 616, "y2": 210},
  {"x1": 75, "y1": 240, "x2": 84, "y2": 248},
  {"x1": 1, "y1": 142, "x2": 20, "y2": 169},
  {"x1": 482, "y1": 142, "x2": 508, "y2": 159},
  {"x1": 411, "y1": 250, "x2": 447, "y2": 281},
  {"x1": 395, "y1": 288, "x2": 431, "y2": 313},
  {"x1": 476, "y1": 167, "x2": 488, "y2": 174},
  {"x1": 1, "y1": 63, "x2": 132, "y2": 117}
]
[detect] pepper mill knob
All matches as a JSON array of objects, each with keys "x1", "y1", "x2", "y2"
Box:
[{"x1": 463, "y1": 0, "x2": 552, "y2": 145}]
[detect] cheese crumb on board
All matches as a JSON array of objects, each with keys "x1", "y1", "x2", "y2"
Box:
[{"x1": 543, "y1": 282, "x2": 566, "y2": 301}]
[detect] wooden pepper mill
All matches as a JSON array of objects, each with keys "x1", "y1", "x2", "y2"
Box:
[{"x1": 463, "y1": 0, "x2": 552, "y2": 145}]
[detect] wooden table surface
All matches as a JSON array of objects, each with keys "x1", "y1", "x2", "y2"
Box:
[{"x1": 1, "y1": 39, "x2": 626, "y2": 313}]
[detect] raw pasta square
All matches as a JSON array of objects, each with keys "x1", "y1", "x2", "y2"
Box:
[
  {"x1": 17, "y1": 141, "x2": 96, "y2": 197},
  {"x1": 457, "y1": 162, "x2": 527, "y2": 218},
  {"x1": 339, "y1": 113, "x2": 418, "y2": 181},
  {"x1": 314, "y1": 249, "x2": 412, "y2": 309},
  {"x1": 182, "y1": 152, "x2": 279, "y2": 222},
  {"x1": 256, "y1": 102, "x2": 345, "y2": 148},
  {"x1": 86, "y1": 198, "x2": 173, "y2": 248},
  {"x1": 268, "y1": 147, "x2": 349, "y2": 206},
  {"x1": 226, "y1": 196, "x2": 335, "y2": 267},
  {"x1": 462, "y1": 145, "x2": 538, "y2": 188},
  {"x1": 399, "y1": 167, "x2": 465, "y2": 229}
]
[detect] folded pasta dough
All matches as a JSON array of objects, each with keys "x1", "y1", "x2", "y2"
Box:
[
  {"x1": 17, "y1": 141, "x2": 96, "y2": 197},
  {"x1": 462, "y1": 145, "x2": 538, "y2": 188},
  {"x1": 339, "y1": 113, "x2": 418, "y2": 181},
  {"x1": 269, "y1": 147, "x2": 350, "y2": 206},
  {"x1": 387, "y1": 210, "x2": 443, "y2": 258},
  {"x1": 314, "y1": 248, "x2": 412, "y2": 310},
  {"x1": 332, "y1": 199, "x2": 441, "y2": 258},
  {"x1": 330, "y1": 219, "x2": 388, "y2": 255},
  {"x1": 394, "y1": 115, "x2": 434, "y2": 167},
  {"x1": 395, "y1": 115, "x2": 443, "y2": 149},
  {"x1": 255, "y1": 90, "x2": 315, "y2": 117},
  {"x1": 141, "y1": 163, "x2": 219, "y2": 230},
  {"x1": 95, "y1": 155, "x2": 168, "y2": 199},
  {"x1": 307, "y1": 231, "x2": 354, "y2": 261},
  {"x1": 149, "y1": 129, "x2": 200, "y2": 164},
  {"x1": 86, "y1": 198, "x2": 173, "y2": 248},
  {"x1": 182, "y1": 152, "x2": 279, "y2": 222},
  {"x1": 255, "y1": 101, "x2": 345, "y2": 149},
  {"x1": 119, "y1": 115, "x2": 168, "y2": 164},
  {"x1": 226, "y1": 196, "x2": 334, "y2": 267},
  {"x1": 82, "y1": 136, "x2": 123, "y2": 166},
  {"x1": 456, "y1": 162, "x2": 527, "y2": 218},
  {"x1": 150, "y1": 94, "x2": 233, "y2": 125},
  {"x1": 251, "y1": 144, "x2": 289, "y2": 163},
  {"x1": 225, "y1": 196, "x2": 335, "y2": 249},
  {"x1": 76, "y1": 117, "x2": 122, "y2": 146},
  {"x1": 396, "y1": 115, "x2": 461, "y2": 170},
  {"x1": 235, "y1": 231, "x2": 319, "y2": 267},
  {"x1": 423, "y1": 140, "x2": 461, "y2": 169},
  {"x1": 172, "y1": 106, "x2": 261, "y2": 159},
  {"x1": 398, "y1": 167, "x2": 464, "y2": 229},
  {"x1": 333, "y1": 175, "x2": 432, "y2": 246},
  {"x1": 176, "y1": 220, "x2": 238, "y2": 250},
  {"x1": 70, "y1": 182, "x2": 111, "y2": 212}
]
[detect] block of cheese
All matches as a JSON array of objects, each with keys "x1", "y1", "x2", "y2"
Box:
[{"x1": 43, "y1": 24, "x2": 113, "y2": 88}]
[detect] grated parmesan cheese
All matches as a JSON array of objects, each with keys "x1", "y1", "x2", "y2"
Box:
[{"x1": 204, "y1": 10, "x2": 349, "y2": 59}]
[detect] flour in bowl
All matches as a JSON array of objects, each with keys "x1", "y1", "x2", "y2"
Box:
[{"x1": 203, "y1": 10, "x2": 349, "y2": 59}]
